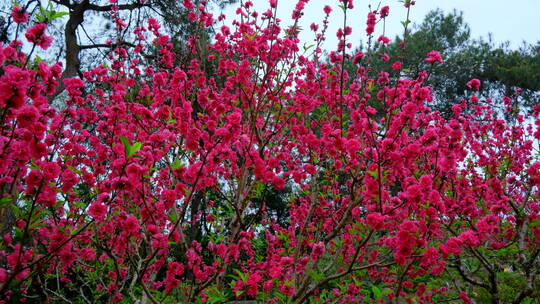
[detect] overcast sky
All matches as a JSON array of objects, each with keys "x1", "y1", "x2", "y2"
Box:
[{"x1": 220, "y1": 0, "x2": 540, "y2": 50}]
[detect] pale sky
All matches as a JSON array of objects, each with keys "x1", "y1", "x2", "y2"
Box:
[{"x1": 220, "y1": 0, "x2": 540, "y2": 50}]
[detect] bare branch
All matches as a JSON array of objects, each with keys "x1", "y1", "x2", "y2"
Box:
[
  {"x1": 87, "y1": 1, "x2": 149, "y2": 12},
  {"x1": 79, "y1": 41, "x2": 136, "y2": 50},
  {"x1": 449, "y1": 259, "x2": 490, "y2": 290}
]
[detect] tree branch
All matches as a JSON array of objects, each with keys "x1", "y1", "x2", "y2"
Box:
[
  {"x1": 87, "y1": 1, "x2": 149, "y2": 12},
  {"x1": 450, "y1": 259, "x2": 490, "y2": 290}
]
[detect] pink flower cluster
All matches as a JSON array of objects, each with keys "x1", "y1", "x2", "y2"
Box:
[{"x1": 0, "y1": 2, "x2": 538, "y2": 304}]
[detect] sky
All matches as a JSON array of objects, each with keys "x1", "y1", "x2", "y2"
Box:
[{"x1": 220, "y1": 0, "x2": 540, "y2": 51}]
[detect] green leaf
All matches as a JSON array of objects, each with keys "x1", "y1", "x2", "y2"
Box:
[
  {"x1": 401, "y1": 20, "x2": 411, "y2": 27},
  {"x1": 367, "y1": 169, "x2": 378, "y2": 178},
  {"x1": 120, "y1": 136, "x2": 131, "y2": 157},
  {"x1": 401, "y1": 67, "x2": 413, "y2": 74},
  {"x1": 245, "y1": 32, "x2": 257, "y2": 40},
  {"x1": 366, "y1": 81, "x2": 376, "y2": 93},
  {"x1": 129, "y1": 142, "x2": 142, "y2": 158},
  {"x1": 39, "y1": 5, "x2": 47, "y2": 19},
  {"x1": 56, "y1": 225, "x2": 67, "y2": 234},
  {"x1": 207, "y1": 296, "x2": 228, "y2": 304},
  {"x1": 51, "y1": 11, "x2": 69, "y2": 20},
  {"x1": 167, "y1": 109, "x2": 177, "y2": 124},
  {"x1": 205, "y1": 286, "x2": 229, "y2": 304},
  {"x1": 303, "y1": 43, "x2": 315, "y2": 51},
  {"x1": 171, "y1": 159, "x2": 182, "y2": 170},
  {"x1": 309, "y1": 270, "x2": 324, "y2": 282},
  {"x1": 66, "y1": 165, "x2": 81, "y2": 175},
  {"x1": 233, "y1": 269, "x2": 248, "y2": 282},
  {"x1": 71, "y1": 224, "x2": 88, "y2": 236},
  {"x1": 14, "y1": 227, "x2": 23, "y2": 240},
  {"x1": 0, "y1": 196, "x2": 12, "y2": 208},
  {"x1": 169, "y1": 212, "x2": 177, "y2": 223},
  {"x1": 74, "y1": 201, "x2": 85, "y2": 210},
  {"x1": 372, "y1": 285, "x2": 383, "y2": 299}
]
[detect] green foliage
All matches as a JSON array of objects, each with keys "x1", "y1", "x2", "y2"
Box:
[
  {"x1": 36, "y1": 0, "x2": 68, "y2": 23},
  {"x1": 349, "y1": 9, "x2": 540, "y2": 118},
  {"x1": 120, "y1": 136, "x2": 142, "y2": 159}
]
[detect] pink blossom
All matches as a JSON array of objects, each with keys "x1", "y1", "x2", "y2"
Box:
[
  {"x1": 25, "y1": 23, "x2": 53, "y2": 50},
  {"x1": 0, "y1": 268, "x2": 7, "y2": 284},
  {"x1": 366, "y1": 213, "x2": 384, "y2": 230},
  {"x1": 269, "y1": 266, "x2": 282, "y2": 278},
  {"x1": 183, "y1": 0, "x2": 195, "y2": 9},
  {"x1": 89, "y1": 202, "x2": 107, "y2": 220},
  {"x1": 41, "y1": 161, "x2": 60, "y2": 181},
  {"x1": 351, "y1": 206, "x2": 361, "y2": 220},
  {"x1": 366, "y1": 12, "x2": 376, "y2": 35},
  {"x1": 233, "y1": 280, "x2": 244, "y2": 297},
  {"x1": 352, "y1": 51, "x2": 364, "y2": 65},
  {"x1": 323, "y1": 5, "x2": 332, "y2": 14},
  {"x1": 310, "y1": 242, "x2": 325, "y2": 260},
  {"x1": 0, "y1": 65, "x2": 31, "y2": 109},
  {"x1": 377, "y1": 35, "x2": 390, "y2": 44},
  {"x1": 80, "y1": 248, "x2": 97, "y2": 261},
  {"x1": 425, "y1": 50, "x2": 443, "y2": 63},
  {"x1": 380, "y1": 6, "x2": 390, "y2": 18},
  {"x1": 11, "y1": 6, "x2": 29, "y2": 24},
  {"x1": 246, "y1": 273, "x2": 262, "y2": 297},
  {"x1": 124, "y1": 215, "x2": 139, "y2": 235},
  {"x1": 15, "y1": 105, "x2": 39, "y2": 128},
  {"x1": 466, "y1": 78, "x2": 481, "y2": 91}
]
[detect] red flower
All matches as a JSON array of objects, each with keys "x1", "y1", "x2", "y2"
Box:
[
  {"x1": 310, "y1": 242, "x2": 325, "y2": 260},
  {"x1": 15, "y1": 105, "x2": 39, "y2": 128},
  {"x1": 41, "y1": 161, "x2": 60, "y2": 181},
  {"x1": 89, "y1": 202, "x2": 107, "y2": 220},
  {"x1": 0, "y1": 268, "x2": 7, "y2": 284},
  {"x1": 80, "y1": 248, "x2": 97, "y2": 261},
  {"x1": 351, "y1": 206, "x2": 361, "y2": 220},
  {"x1": 246, "y1": 273, "x2": 262, "y2": 297},
  {"x1": 466, "y1": 78, "x2": 481, "y2": 91},
  {"x1": 323, "y1": 5, "x2": 332, "y2": 14},
  {"x1": 164, "y1": 261, "x2": 184, "y2": 293},
  {"x1": 377, "y1": 35, "x2": 390, "y2": 44},
  {"x1": 366, "y1": 213, "x2": 385, "y2": 230},
  {"x1": 183, "y1": 0, "x2": 195, "y2": 9},
  {"x1": 272, "y1": 176, "x2": 286, "y2": 190},
  {"x1": 233, "y1": 280, "x2": 244, "y2": 297},
  {"x1": 25, "y1": 23, "x2": 53, "y2": 50},
  {"x1": 366, "y1": 12, "x2": 376, "y2": 35},
  {"x1": 380, "y1": 6, "x2": 390, "y2": 18},
  {"x1": 11, "y1": 6, "x2": 29, "y2": 24},
  {"x1": 352, "y1": 51, "x2": 364, "y2": 65},
  {"x1": 124, "y1": 215, "x2": 140, "y2": 235},
  {"x1": 425, "y1": 50, "x2": 443, "y2": 64},
  {"x1": 0, "y1": 65, "x2": 31, "y2": 109},
  {"x1": 460, "y1": 292, "x2": 474, "y2": 304},
  {"x1": 268, "y1": 266, "x2": 282, "y2": 278}
]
